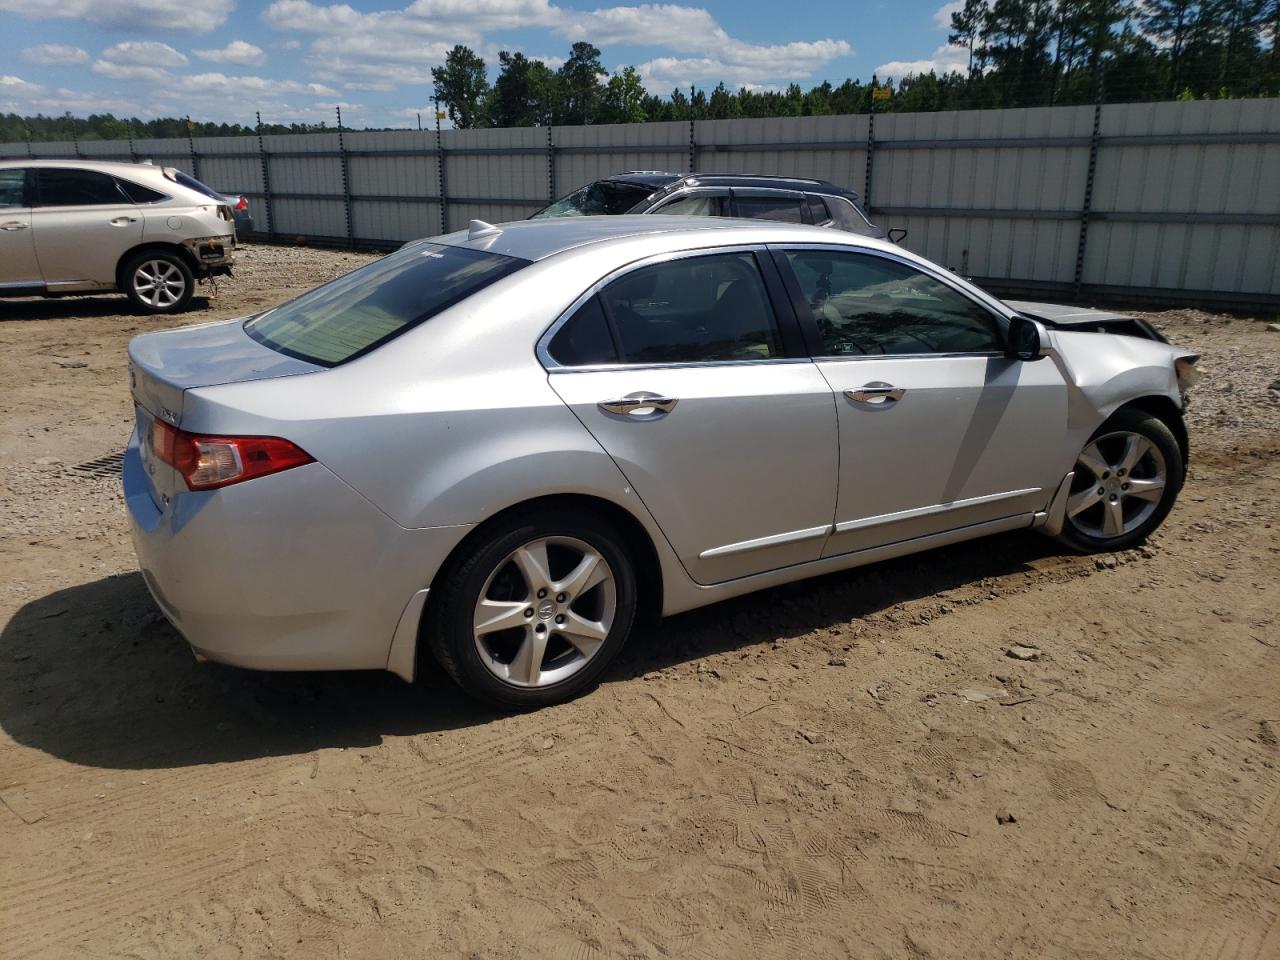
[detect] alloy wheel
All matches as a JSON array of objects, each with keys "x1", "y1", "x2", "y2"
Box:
[
  {"x1": 1066, "y1": 430, "x2": 1168, "y2": 539},
  {"x1": 132, "y1": 259, "x2": 187, "y2": 308},
  {"x1": 472, "y1": 536, "x2": 616, "y2": 688}
]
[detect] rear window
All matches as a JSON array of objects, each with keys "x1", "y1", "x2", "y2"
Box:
[
  {"x1": 532, "y1": 180, "x2": 653, "y2": 218},
  {"x1": 167, "y1": 169, "x2": 224, "y2": 201},
  {"x1": 245, "y1": 242, "x2": 528, "y2": 366}
]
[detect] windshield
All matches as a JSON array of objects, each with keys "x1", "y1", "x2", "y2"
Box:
[
  {"x1": 245, "y1": 242, "x2": 528, "y2": 366},
  {"x1": 532, "y1": 180, "x2": 653, "y2": 218}
]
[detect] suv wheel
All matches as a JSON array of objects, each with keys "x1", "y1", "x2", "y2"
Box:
[
  {"x1": 1056, "y1": 407, "x2": 1184, "y2": 553},
  {"x1": 123, "y1": 251, "x2": 194, "y2": 314},
  {"x1": 424, "y1": 508, "x2": 638, "y2": 709}
]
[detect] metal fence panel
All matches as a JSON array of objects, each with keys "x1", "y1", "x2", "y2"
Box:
[{"x1": 2, "y1": 99, "x2": 1277, "y2": 305}]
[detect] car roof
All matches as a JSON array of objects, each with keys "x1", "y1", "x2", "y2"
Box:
[
  {"x1": 604, "y1": 170, "x2": 860, "y2": 199},
  {"x1": 433, "y1": 214, "x2": 883, "y2": 262},
  {"x1": 0, "y1": 158, "x2": 163, "y2": 172}
]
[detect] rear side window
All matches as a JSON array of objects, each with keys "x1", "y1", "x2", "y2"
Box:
[
  {"x1": 805, "y1": 195, "x2": 832, "y2": 225},
  {"x1": 246, "y1": 242, "x2": 528, "y2": 366},
  {"x1": 117, "y1": 178, "x2": 168, "y2": 203},
  {"x1": 34, "y1": 169, "x2": 127, "y2": 207},
  {"x1": 598, "y1": 252, "x2": 782, "y2": 364},
  {"x1": 0, "y1": 168, "x2": 26, "y2": 208},
  {"x1": 735, "y1": 195, "x2": 804, "y2": 224},
  {"x1": 826, "y1": 196, "x2": 879, "y2": 237},
  {"x1": 547, "y1": 296, "x2": 618, "y2": 366}
]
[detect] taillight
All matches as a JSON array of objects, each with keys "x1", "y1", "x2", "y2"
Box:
[
  {"x1": 151, "y1": 420, "x2": 313, "y2": 490},
  {"x1": 234, "y1": 196, "x2": 248, "y2": 212}
]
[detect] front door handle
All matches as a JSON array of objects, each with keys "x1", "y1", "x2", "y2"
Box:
[
  {"x1": 598, "y1": 394, "x2": 679, "y2": 417},
  {"x1": 845, "y1": 382, "x2": 906, "y2": 405},
  {"x1": 110, "y1": 216, "x2": 139, "y2": 226},
  {"x1": 0, "y1": 221, "x2": 28, "y2": 231}
]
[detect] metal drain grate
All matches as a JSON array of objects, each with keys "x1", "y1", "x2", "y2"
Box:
[{"x1": 69, "y1": 451, "x2": 126, "y2": 480}]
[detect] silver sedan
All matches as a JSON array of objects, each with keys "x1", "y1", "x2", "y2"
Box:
[{"x1": 124, "y1": 217, "x2": 1197, "y2": 708}]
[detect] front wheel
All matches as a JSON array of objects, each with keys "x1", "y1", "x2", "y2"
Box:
[
  {"x1": 123, "y1": 251, "x2": 195, "y2": 314},
  {"x1": 1056, "y1": 407, "x2": 1184, "y2": 553},
  {"x1": 424, "y1": 508, "x2": 638, "y2": 709}
]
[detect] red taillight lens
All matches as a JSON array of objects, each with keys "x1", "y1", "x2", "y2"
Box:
[
  {"x1": 235, "y1": 197, "x2": 248, "y2": 212},
  {"x1": 150, "y1": 420, "x2": 313, "y2": 490}
]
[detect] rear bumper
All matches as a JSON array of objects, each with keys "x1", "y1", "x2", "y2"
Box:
[
  {"x1": 124, "y1": 431, "x2": 470, "y2": 674},
  {"x1": 182, "y1": 235, "x2": 235, "y2": 275}
]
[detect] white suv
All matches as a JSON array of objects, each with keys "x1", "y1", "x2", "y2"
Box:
[{"x1": 0, "y1": 159, "x2": 236, "y2": 314}]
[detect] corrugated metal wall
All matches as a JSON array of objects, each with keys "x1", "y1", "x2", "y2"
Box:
[{"x1": 3, "y1": 98, "x2": 1278, "y2": 306}]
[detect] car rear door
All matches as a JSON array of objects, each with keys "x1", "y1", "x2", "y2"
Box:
[
  {"x1": 731, "y1": 188, "x2": 807, "y2": 225},
  {"x1": 543, "y1": 247, "x2": 839, "y2": 585},
  {"x1": 30, "y1": 167, "x2": 143, "y2": 288},
  {"x1": 0, "y1": 168, "x2": 40, "y2": 286},
  {"x1": 772, "y1": 244, "x2": 1069, "y2": 557}
]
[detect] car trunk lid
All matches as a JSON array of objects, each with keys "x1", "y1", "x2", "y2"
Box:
[{"x1": 127, "y1": 317, "x2": 322, "y2": 506}]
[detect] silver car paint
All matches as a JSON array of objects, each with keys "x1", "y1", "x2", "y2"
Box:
[{"x1": 124, "y1": 217, "x2": 1193, "y2": 682}]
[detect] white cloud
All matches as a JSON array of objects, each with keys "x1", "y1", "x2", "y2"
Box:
[
  {"x1": 874, "y1": 43, "x2": 970, "y2": 79},
  {"x1": 101, "y1": 41, "x2": 189, "y2": 68},
  {"x1": 933, "y1": 1, "x2": 963, "y2": 30},
  {"x1": 1, "y1": 75, "x2": 47, "y2": 95},
  {"x1": 405, "y1": 0, "x2": 558, "y2": 29},
  {"x1": 278, "y1": 39, "x2": 302, "y2": 49},
  {"x1": 0, "y1": 0, "x2": 233, "y2": 32},
  {"x1": 0, "y1": 84, "x2": 140, "y2": 116},
  {"x1": 92, "y1": 60, "x2": 173, "y2": 84},
  {"x1": 194, "y1": 40, "x2": 267, "y2": 67},
  {"x1": 22, "y1": 43, "x2": 89, "y2": 65}
]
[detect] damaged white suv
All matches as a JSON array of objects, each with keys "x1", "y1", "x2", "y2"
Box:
[{"x1": 0, "y1": 159, "x2": 235, "y2": 314}]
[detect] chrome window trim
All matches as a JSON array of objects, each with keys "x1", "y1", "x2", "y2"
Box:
[
  {"x1": 643, "y1": 187, "x2": 731, "y2": 214},
  {"x1": 537, "y1": 243, "x2": 799, "y2": 372},
  {"x1": 728, "y1": 186, "x2": 807, "y2": 197}
]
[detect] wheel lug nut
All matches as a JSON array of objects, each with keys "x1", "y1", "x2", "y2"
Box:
[
  {"x1": 555, "y1": 614, "x2": 566, "y2": 624},
  {"x1": 1121, "y1": 483, "x2": 1129, "y2": 490},
  {"x1": 555, "y1": 592, "x2": 566, "y2": 603},
  {"x1": 1101, "y1": 471, "x2": 1110, "y2": 479},
  {"x1": 1118, "y1": 468, "x2": 1126, "y2": 476},
  {"x1": 524, "y1": 608, "x2": 534, "y2": 618},
  {"x1": 1097, "y1": 487, "x2": 1105, "y2": 495},
  {"x1": 537, "y1": 588, "x2": 547, "y2": 599},
  {"x1": 535, "y1": 624, "x2": 546, "y2": 633},
  {"x1": 1109, "y1": 494, "x2": 1118, "y2": 501}
]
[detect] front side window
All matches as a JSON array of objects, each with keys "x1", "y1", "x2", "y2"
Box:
[
  {"x1": 33, "y1": 168, "x2": 128, "y2": 207},
  {"x1": 532, "y1": 180, "x2": 653, "y2": 218},
  {"x1": 596, "y1": 252, "x2": 783, "y2": 364},
  {"x1": 735, "y1": 195, "x2": 804, "y2": 224},
  {"x1": 246, "y1": 242, "x2": 527, "y2": 366},
  {"x1": 0, "y1": 168, "x2": 26, "y2": 208},
  {"x1": 784, "y1": 250, "x2": 1002, "y2": 356},
  {"x1": 652, "y1": 193, "x2": 728, "y2": 216}
]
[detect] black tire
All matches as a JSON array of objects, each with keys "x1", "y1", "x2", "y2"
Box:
[
  {"x1": 121, "y1": 250, "x2": 195, "y2": 315},
  {"x1": 423, "y1": 507, "x2": 639, "y2": 710},
  {"x1": 1055, "y1": 406, "x2": 1184, "y2": 554}
]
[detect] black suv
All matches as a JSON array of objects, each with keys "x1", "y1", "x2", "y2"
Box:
[{"x1": 533, "y1": 171, "x2": 896, "y2": 240}]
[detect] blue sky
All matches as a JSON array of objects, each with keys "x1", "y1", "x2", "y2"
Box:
[{"x1": 2, "y1": 0, "x2": 970, "y2": 128}]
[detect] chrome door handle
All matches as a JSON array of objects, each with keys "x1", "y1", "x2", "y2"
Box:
[
  {"x1": 845, "y1": 383, "x2": 906, "y2": 405},
  {"x1": 0, "y1": 221, "x2": 28, "y2": 231},
  {"x1": 598, "y1": 395, "x2": 679, "y2": 417},
  {"x1": 110, "y1": 217, "x2": 138, "y2": 226}
]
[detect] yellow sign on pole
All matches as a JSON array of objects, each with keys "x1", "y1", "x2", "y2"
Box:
[
  {"x1": 436, "y1": 111, "x2": 447, "y2": 121},
  {"x1": 872, "y1": 86, "x2": 892, "y2": 102}
]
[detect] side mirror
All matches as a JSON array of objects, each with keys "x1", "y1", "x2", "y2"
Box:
[
  {"x1": 887, "y1": 227, "x2": 908, "y2": 244},
  {"x1": 1007, "y1": 315, "x2": 1049, "y2": 361}
]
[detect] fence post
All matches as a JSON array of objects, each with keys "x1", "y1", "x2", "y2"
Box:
[
  {"x1": 547, "y1": 125, "x2": 555, "y2": 203},
  {"x1": 186, "y1": 116, "x2": 201, "y2": 181},
  {"x1": 71, "y1": 117, "x2": 81, "y2": 159},
  {"x1": 126, "y1": 119, "x2": 137, "y2": 163},
  {"x1": 1073, "y1": 66, "x2": 1105, "y2": 297},
  {"x1": 256, "y1": 112, "x2": 275, "y2": 241},
  {"x1": 689, "y1": 117, "x2": 696, "y2": 173},
  {"x1": 864, "y1": 74, "x2": 877, "y2": 207},
  {"x1": 336, "y1": 105, "x2": 354, "y2": 247},
  {"x1": 435, "y1": 102, "x2": 448, "y2": 234}
]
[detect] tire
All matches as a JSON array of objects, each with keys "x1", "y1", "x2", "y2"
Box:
[
  {"x1": 1055, "y1": 406, "x2": 1184, "y2": 553},
  {"x1": 122, "y1": 250, "x2": 195, "y2": 315},
  {"x1": 424, "y1": 507, "x2": 639, "y2": 710}
]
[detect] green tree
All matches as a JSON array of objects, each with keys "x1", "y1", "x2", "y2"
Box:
[
  {"x1": 431, "y1": 45, "x2": 490, "y2": 129},
  {"x1": 599, "y1": 67, "x2": 649, "y2": 123},
  {"x1": 558, "y1": 41, "x2": 606, "y2": 124},
  {"x1": 949, "y1": 0, "x2": 990, "y2": 72}
]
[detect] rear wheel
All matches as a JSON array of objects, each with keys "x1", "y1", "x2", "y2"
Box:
[
  {"x1": 123, "y1": 251, "x2": 194, "y2": 314},
  {"x1": 424, "y1": 508, "x2": 638, "y2": 709},
  {"x1": 1056, "y1": 407, "x2": 1183, "y2": 553}
]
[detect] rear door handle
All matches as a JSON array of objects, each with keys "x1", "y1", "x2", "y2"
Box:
[
  {"x1": 0, "y1": 221, "x2": 28, "y2": 231},
  {"x1": 845, "y1": 383, "x2": 905, "y2": 405},
  {"x1": 110, "y1": 216, "x2": 138, "y2": 226},
  {"x1": 598, "y1": 395, "x2": 679, "y2": 417}
]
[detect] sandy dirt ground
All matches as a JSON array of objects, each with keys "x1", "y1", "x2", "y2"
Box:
[{"x1": 1, "y1": 245, "x2": 1278, "y2": 959}]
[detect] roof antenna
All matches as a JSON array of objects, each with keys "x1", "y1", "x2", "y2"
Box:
[{"x1": 468, "y1": 219, "x2": 502, "y2": 240}]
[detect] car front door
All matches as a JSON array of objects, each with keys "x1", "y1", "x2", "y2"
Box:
[
  {"x1": 30, "y1": 167, "x2": 143, "y2": 288},
  {"x1": 773, "y1": 245, "x2": 1069, "y2": 556},
  {"x1": 0, "y1": 168, "x2": 40, "y2": 286},
  {"x1": 543, "y1": 248, "x2": 839, "y2": 585}
]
